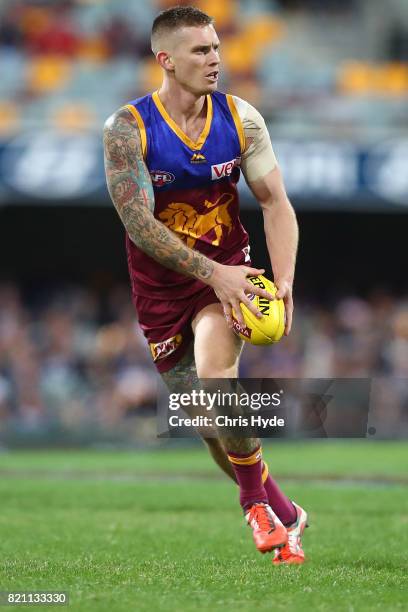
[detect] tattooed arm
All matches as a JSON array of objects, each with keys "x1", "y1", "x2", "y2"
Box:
[
  {"x1": 103, "y1": 107, "x2": 273, "y2": 325},
  {"x1": 103, "y1": 107, "x2": 214, "y2": 281}
]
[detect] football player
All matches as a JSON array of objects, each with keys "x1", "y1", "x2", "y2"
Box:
[{"x1": 104, "y1": 5, "x2": 307, "y2": 563}]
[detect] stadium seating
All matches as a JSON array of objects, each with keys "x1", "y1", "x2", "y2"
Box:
[
  {"x1": 0, "y1": 282, "x2": 406, "y2": 436},
  {"x1": 0, "y1": 0, "x2": 406, "y2": 138}
]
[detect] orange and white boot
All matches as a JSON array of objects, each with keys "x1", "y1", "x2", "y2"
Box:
[
  {"x1": 272, "y1": 501, "x2": 308, "y2": 565},
  {"x1": 245, "y1": 502, "x2": 288, "y2": 553}
]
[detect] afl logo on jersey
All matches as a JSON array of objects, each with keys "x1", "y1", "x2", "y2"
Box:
[{"x1": 150, "y1": 170, "x2": 175, "y2": 187}]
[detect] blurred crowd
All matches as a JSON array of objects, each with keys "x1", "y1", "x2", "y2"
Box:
[
  {"x1": 0, "y1": 282, "x2": 406, "y2": 439},
  {"x1": 0, "y1": 0, "x2": 151, "y2": 60},
  {"x1": 0, "y1": 0, "x2": 357, "y2": 62},
  {"x1": 0, "y1": 1, "x2": 406, "y2": 442},
  {"x1": 1, "y1": 0, "x2": 408, "y2": 136}
]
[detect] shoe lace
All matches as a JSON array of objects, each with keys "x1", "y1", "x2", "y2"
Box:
[
  {"x1": 250, "y1": 504, "x2": 275, "y2": 533},
  {"x1": 287, "y1": 530, "x2": 299, "y2": 553}
]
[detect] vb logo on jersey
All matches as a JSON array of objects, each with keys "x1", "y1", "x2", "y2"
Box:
[
  {"x1": 150, "y1": 170, "x2": 175, "y2": 187},
  {"x1": 211, "y1": 157, "x2": 241, "y2": 180}
]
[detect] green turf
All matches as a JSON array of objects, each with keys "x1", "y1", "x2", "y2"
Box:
[
  {"x1": 1, "y1": 440, "x2": 407, "y2": 479},
  {"x1": 0, "y1": 442, "x2": 407, "y2": 611}
]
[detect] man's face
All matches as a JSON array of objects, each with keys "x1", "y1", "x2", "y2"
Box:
[{"x1": 168, "y1": 24, "x2": 220, "y2": 95}]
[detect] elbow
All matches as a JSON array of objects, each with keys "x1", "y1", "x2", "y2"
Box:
[{"x1": 261, "y1": 195, "x2": 296, "y2": 219}]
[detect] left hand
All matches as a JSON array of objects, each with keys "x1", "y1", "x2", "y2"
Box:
[{"x1": 274, "y1": 279, "x2": 293, "y2": 336}]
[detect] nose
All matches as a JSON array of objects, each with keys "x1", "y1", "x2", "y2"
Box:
[{"x1": 209, "y1": 47, "x2": 220, "y2": 65}]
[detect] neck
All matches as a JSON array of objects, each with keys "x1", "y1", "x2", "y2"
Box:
[{"x1": 157, "y1": 80, "x2": 207, "y2": 123}]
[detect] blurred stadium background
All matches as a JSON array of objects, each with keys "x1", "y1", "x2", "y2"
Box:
[{"x1": 0, "y1": 0, "x2": 407, "y2": 447}]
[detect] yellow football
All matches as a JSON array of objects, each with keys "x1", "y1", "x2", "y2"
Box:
[{"x1": 232, "y1": 275, "x2": 285, "y2": 345}]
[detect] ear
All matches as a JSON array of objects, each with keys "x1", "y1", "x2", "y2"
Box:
[{"x1": 156, "y1": 51, "x2": 175, "y2": 71}]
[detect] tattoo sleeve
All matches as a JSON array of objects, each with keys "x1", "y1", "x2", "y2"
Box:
[{"x1": 103, "y1": 108, "x2": 214, "y2": 281}]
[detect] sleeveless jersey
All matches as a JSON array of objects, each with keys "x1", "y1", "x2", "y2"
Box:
[{"x1": 124, "y1": 90, "x2": 249, "y2": 300}]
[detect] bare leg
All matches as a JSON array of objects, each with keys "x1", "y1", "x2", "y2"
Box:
[
  {"x1": 167, "y1": 308, "x2": 295, "y2": 523},
  {"x1": 161, "y1": 344, "x2": 237, "y2": 482},
  {"x1": 193, "y1": 304, "x2": 268, "y2": 513},
  {"x1": 203, "y1": 437, "x2": 237, "y2": 483},
  {"x1": 192, "y1": 303, "x2": 261, "y2": 456}
]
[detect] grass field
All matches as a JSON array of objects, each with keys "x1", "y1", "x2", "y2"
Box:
[{"x1": 0, "y1": 441, "x2": 407, "y2": 611}]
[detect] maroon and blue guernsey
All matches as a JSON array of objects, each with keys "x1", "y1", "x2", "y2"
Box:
[
  {"x1": 121, "y1": 90, "x2": 252, "y2": 371},
  {"x1": 124, "y1": 90, "x2": 250, "y2": 301}
]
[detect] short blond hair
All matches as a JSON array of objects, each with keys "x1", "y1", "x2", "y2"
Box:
[{"x1": 151, "y1": 6, "x2": 214, "y2": 54}]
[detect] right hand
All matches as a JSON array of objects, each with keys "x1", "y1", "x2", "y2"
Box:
[{"x1": 207, "y1": 263, "x2": 276, "y2": 329}]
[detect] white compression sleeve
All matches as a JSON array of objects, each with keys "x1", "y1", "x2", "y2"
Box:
[{"x1": 232, "y1": 95, "x2": 277, "y2": 182}]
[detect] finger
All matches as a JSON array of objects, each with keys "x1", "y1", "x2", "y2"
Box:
[
  {"x1": 276, "y1": 286, "x2": 287, "y2": 299},
  {"x1": 244, "y1": 267, "x2": 265, "y2": 277},
  {"x1": 284, "y1": 301, "x2": 293, "y2": 336},
  {"x1": 223, "y1": 304, "x2": 233, "y2": 329},
  {"x1": 232, "y1": 299, "x2": 246, "y2": 328},
  {"x1": 247, "y1": 283, "x2": 275, "y2": 302},
  {"x1": 241, "y1": 293, "x2": 263, "y2": 319}
]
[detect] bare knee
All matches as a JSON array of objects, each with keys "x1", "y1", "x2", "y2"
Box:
[
  {"x1": 196, "y1": 343, "x2": 241, "y2": 377},
  {"x1": 193, "y1": 303, "x2": 243, "y2": 379},
  {"x1": 196, "y1": 363, "x2": 239, "y2": 378}
]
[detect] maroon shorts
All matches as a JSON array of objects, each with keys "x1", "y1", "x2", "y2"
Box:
[{"x1": 134, "y1": 284, "x2": 221, "y2": 373}]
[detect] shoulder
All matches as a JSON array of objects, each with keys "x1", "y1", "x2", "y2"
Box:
[
  {"x1": 229, "y1": 95, "x2": 267, "y2": 131},
  {"x1": 103, "y1": 106, "x2": 138, "y2": 137},
  {"x1": 103, "y1": 106, "x2": 144, "y2": 161},
  {"x1": 231, "y1": 97, "x2": 277, "y2": 179},
  {"x1": 103, "y1": 92, "x2": 154, "y2": 132}
]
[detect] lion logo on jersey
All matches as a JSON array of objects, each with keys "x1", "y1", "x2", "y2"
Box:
[{"x1": 158, "y1": 193, "x2": 234, "y2": 248}]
